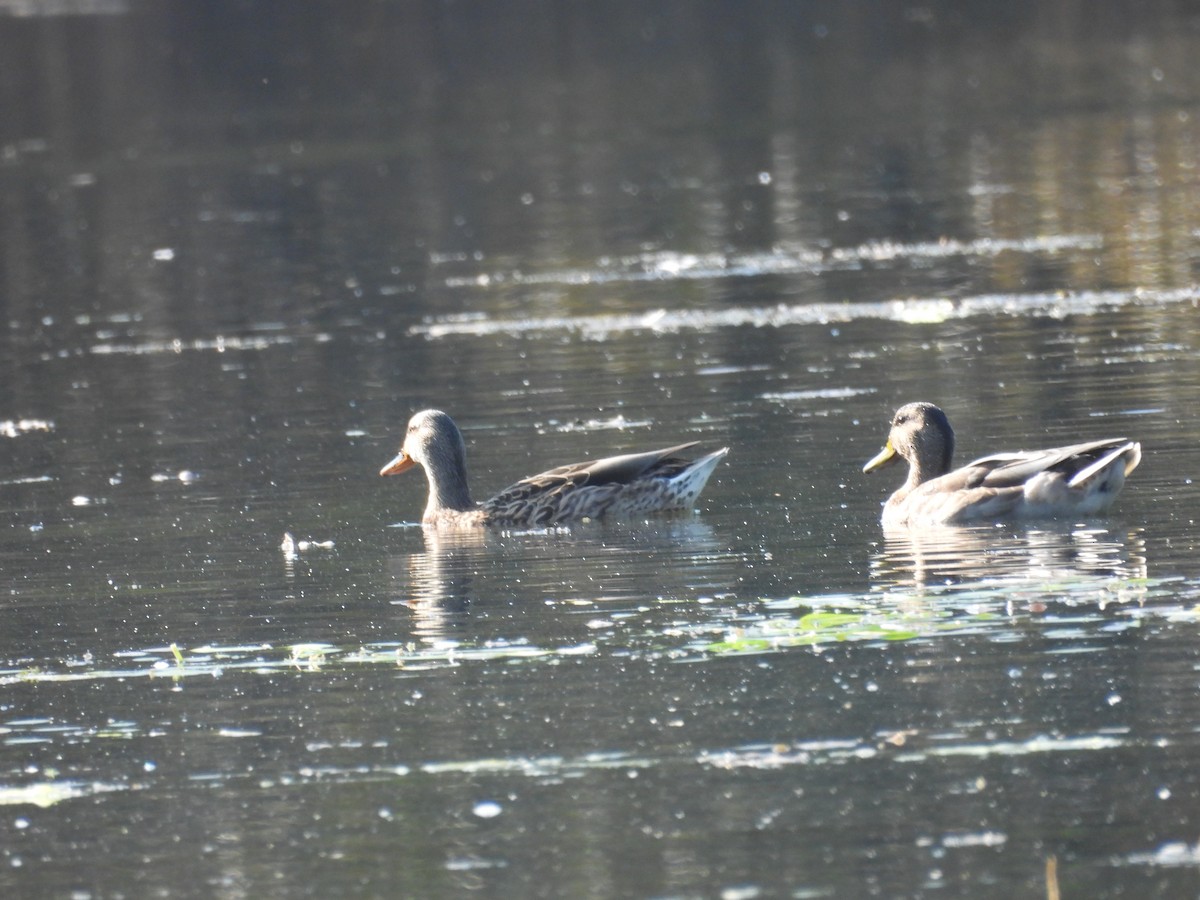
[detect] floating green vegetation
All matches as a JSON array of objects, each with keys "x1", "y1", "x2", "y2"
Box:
[
  {"x1": 0, "y1": 637, "x2": 571, "y2": 687},
  {"x1": 1, "y1": 577, "x2": 1192, "y2": 685},
  {"x1": 705, "y1": 605, "x2": 981, "y2": 655},
  {"x1": 700, "y1": 574, "x2": 1187, "y2": 657}
]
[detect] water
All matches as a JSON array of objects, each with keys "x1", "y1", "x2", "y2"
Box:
[{"x1": 3, "y1": 2, "x2": 1200, "y2": 897}]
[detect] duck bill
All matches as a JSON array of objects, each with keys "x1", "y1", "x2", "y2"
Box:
[
  {"x1": 862, "y1": 440, "x2": 897, "y2": 473},
  {"x1": 379, "y1": 451, "x2": 417, "y2": 477}
]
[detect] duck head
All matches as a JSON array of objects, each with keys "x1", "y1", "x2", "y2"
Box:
[{"x1": 863, "y1": 402, "x2": 955, "y2": 484}]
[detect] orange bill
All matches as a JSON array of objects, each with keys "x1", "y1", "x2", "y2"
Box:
[{"x1": 379, "y1": 451, "x2": 417, "y2": 476}]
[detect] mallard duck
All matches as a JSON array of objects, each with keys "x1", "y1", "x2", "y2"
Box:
[
  {"x1": 380, "y1": 409, "x2": 729, "y2": 527},
  {"x1": 862, "y1": 402, "x2": 1141, "y2": 527}
]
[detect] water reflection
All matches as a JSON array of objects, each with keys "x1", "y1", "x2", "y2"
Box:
[
  {"x1": 870, "y1": 522, "x2": 1149, "y2": 597},
  {"x1": 388, "y1": 518, "x2": 735, "y2": 643},
  {"x1": 391, "y1": 527, "x2": 494, "y2": 641}
]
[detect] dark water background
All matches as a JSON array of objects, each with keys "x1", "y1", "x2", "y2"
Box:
[{"x1": 3, "y1": 2, "x2": 1200, "y2": 897}]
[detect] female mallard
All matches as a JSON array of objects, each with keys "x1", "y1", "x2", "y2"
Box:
[
  {"x1": 863, "y1": 402, "x2": 1141, "y2": 527},
  {"x1": 380, "y1": 409, "x2": 728, "y2": 527}
]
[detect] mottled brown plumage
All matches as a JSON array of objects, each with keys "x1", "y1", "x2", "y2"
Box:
[
  {"x1": 380, "y1": 409, "x2": 728, "y2": 527},
  {"x1": 863, "y1": 402, "x2": 1141, "y2": 527}
]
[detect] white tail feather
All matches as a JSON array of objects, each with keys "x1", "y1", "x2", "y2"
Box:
[{"x1": 1067, "y1": 441, "x2": 1140, "y2": 488}]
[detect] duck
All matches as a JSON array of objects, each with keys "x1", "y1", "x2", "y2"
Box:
[
  {"x1": 380, "y1": 409, "x2": 729, "y2": 527},
  {"x1": 862, "y1": 401, "x2": 1141, "y2": 527}
]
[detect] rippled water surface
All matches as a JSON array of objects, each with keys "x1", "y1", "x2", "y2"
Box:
[{"x1": 4, "y1": 3, "x2": 1200, "y2": 898}]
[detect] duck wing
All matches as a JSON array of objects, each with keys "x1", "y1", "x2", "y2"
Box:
[
  {"x1": 959, "y1": 438, "x2": 1135, "y2": 489},
  {"x1": 520, "y1": 442, "x2": 702, "y2": 488},
  {"x1": 481, "y1": 443, "x2": 703, "y2": 526}
]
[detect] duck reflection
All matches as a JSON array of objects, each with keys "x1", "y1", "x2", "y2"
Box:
[
  {"x1": 870, "y1": 522, "x2": 1149, "y2": 599},
  {"x1": 389, "y1": 517, "x2": 731, "y2": 641},
  {"x1": 388, "y1": 527, "x2": 497, "y2": 640}
]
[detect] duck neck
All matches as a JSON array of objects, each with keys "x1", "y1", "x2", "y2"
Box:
[
  {"x1": 906, "y1": 458, "x2": 937, "y2": 489},
  {"x1": 425, "y1": 463, "x2": 475, "y2": 517},
  {"x1": 902, "y1": 441, "x2": 950, "y2": 487}
]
